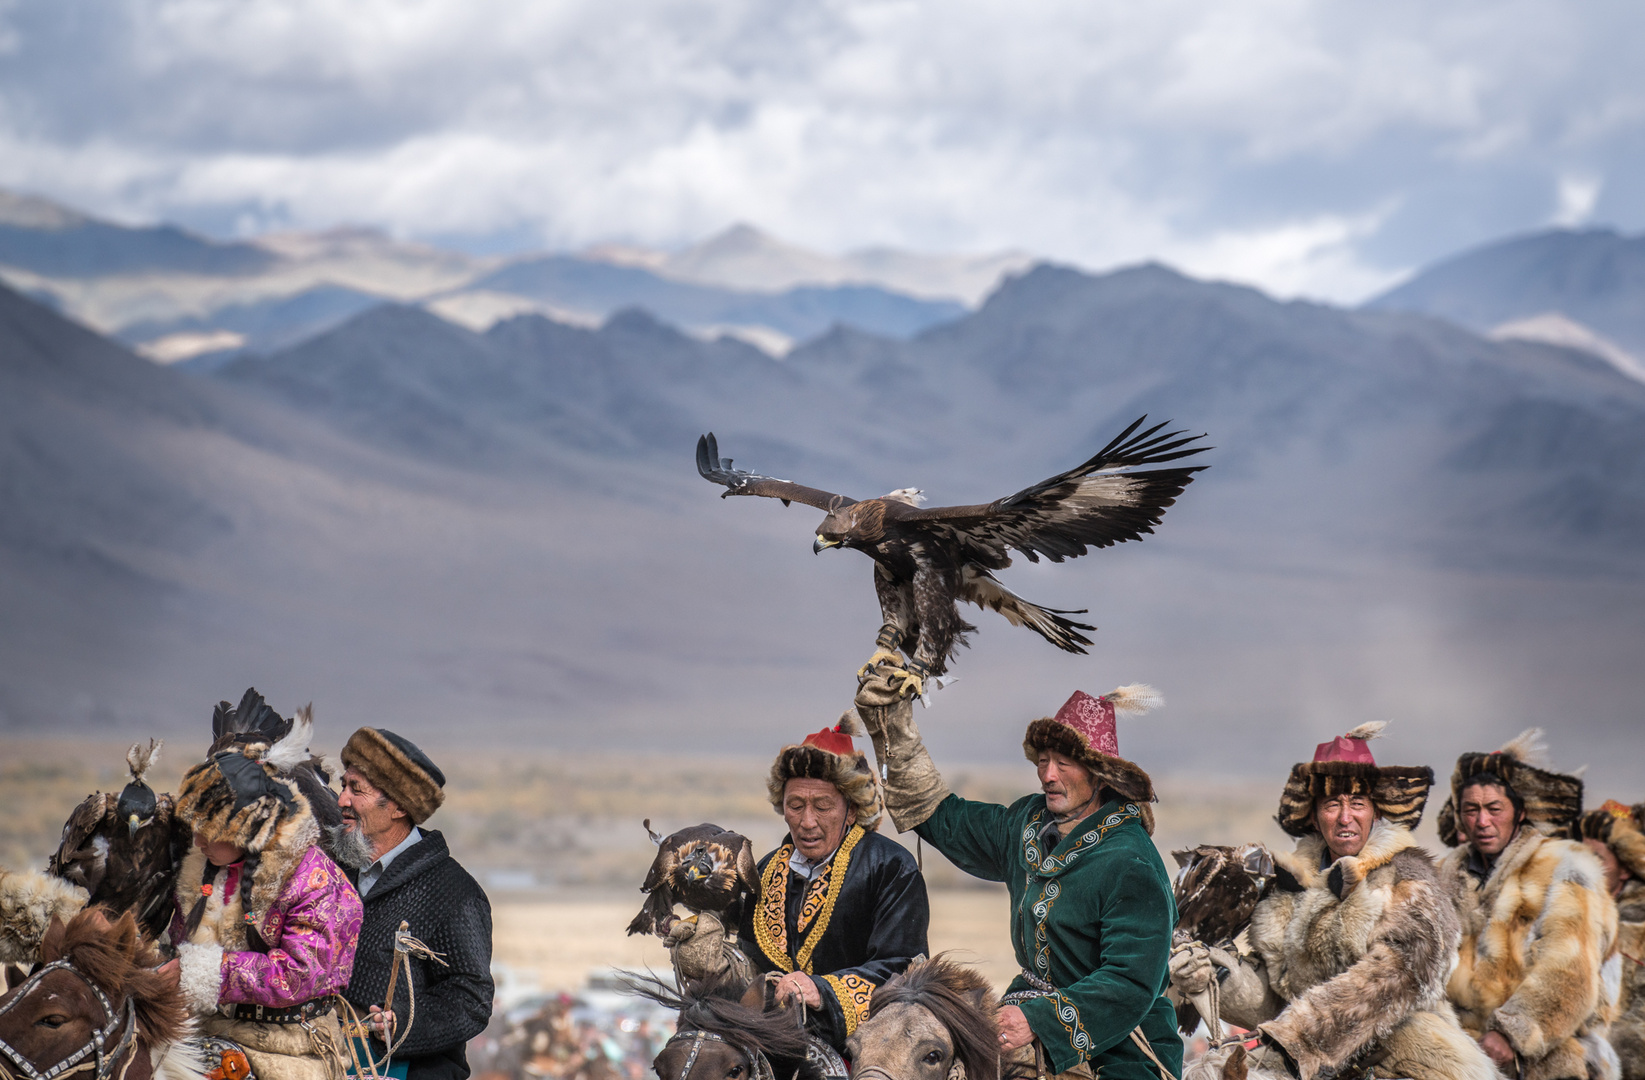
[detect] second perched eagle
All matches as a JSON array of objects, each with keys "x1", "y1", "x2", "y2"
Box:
[
  {"x1": 627, "y1": 821, "x2": 758, "y2": 939},
  {"x1": 49, "y1": 740, "x2": 190, "y2": 939},
  {"x1": 697, "y1": 416, "x2": 1209, "y2": 696}
]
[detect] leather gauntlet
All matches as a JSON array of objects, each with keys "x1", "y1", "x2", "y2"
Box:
[{"x1": 854, "y1": 669, "x2": 951, "y2": 832}]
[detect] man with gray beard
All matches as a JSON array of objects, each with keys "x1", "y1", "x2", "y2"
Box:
[{"x1": 334, "y1": 728, "x2": 493, "y2": 1080}]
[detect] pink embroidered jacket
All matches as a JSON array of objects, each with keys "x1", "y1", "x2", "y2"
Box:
[{"x1": 173, "y1": 845, "x2": 364, "y2": 1008}]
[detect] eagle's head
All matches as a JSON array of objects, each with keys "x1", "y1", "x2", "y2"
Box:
[
  {"x1": 680, "y1": 846, "x2": 717, "y2": 884},
  {"x1": 814, "y1": 501, "x2": 886, "y2": 553},
  {"x1": 116, "y1": 778, "x2": 158, "y2": 837}
]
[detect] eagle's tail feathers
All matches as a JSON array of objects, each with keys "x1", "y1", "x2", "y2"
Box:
[{"x1": 960, "y1": 568, "x2": 1096, "y2": 652}]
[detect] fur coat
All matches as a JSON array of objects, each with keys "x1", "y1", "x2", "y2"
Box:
[
  {"x1": 1217, "y1": 820, "x2": 1497, "y2": 1080},
  {"x1": 1612, "y1": 879, "x2": 1645, "y2": 1080},
  {"x1": 1443, "y1": 823, "x2": 1622, "y2": 1080}
]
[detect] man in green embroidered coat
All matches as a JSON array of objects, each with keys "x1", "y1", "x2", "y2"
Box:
[
  {"x1": 710, "y1": 716, "x2": 929, "y2": 1053},
  {"x1": 856, "y1": 675, "x2": 1181, "y2": 1080}
]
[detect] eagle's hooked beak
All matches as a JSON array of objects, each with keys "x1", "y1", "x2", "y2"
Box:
[
  {"x1": 813, "y1": 535, "x2": 840, "y2": 554},
  {"x1": 127, "y1": 814, "x2": 141, "y2": 837},
  {"x1": 685, "y1": 865, "x2": 708, "y2": 883}
]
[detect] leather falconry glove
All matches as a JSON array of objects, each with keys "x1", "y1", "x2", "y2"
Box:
[
  {"x1": 854, "y1": 668, "x2": 951, "y2": 832},
  {"x1": 1168, "y1": 941, "x2": 1214, "y2": 998},
  {"x1": 1204, "y1": 945, "x2": 1272, "y2": 1022}
]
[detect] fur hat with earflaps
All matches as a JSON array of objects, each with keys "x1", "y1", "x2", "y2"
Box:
[
  {"x1": 1022, "y1": 685, "x2": 1161, "y2": 834},
  {"x1": 175, "y1": 690, "x2": 322, "y2": 854},
  {"x1": 1275, "y1": 722, "x2": 1434, "y2": 838},
  {"x1": 767, "y1": 712, "x2": 883, "y2": 829},
  {"x1": 1435, "y1": 728, "x2": 1584, "y2": 847},
  {"x1": 1579, "y1": 799, "x2": 1645, "y2": 879},
  {"x1": 340, "y1": 728, "x2": 446, "y2": 825}
]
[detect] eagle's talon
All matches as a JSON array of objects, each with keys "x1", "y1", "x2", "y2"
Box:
[
  {"x1": 884, "y1": 666, "x2": 926, "y2": 699},
  {"x1": 857, "y1": 649, "x2": 905, "y2": 679}
]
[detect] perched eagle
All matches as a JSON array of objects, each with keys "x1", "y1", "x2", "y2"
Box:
[
  {"x1": 1172, "y1": 842, "x2": 1275, "y2": 948},
  {"x1": 627, "y1": 820, "x2": 759, "y2": 938},
  {"x1": 696, "y1": 416, "x2": 1209, "y2": 696},
  {"x1": 49, "y1": 740, "x2": 190, "y2": 939}
]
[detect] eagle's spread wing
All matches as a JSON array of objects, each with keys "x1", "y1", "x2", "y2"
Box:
[
  {"x1": 903, "y1": 417, "x2": 1209, "y2": 566},
  {"x1": 696, "y1": 433, "x2": 856, "y2": 512}
]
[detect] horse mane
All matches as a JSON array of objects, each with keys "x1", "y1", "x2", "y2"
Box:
[
  {"x1": 39, "y1": 907, "x2": 189, "y2": 1047},
  {"x1": 619, "y1": 972, "x2": 823, "y2": 1080},
  {"x1": 869, "y1": 956, "x2": 1001, "y2": 1080}
]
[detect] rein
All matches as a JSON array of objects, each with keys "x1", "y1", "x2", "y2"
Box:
[
  {"x1": 0, "y1": 961, "x2": 138, "y2": 1080},
  {"x1": 664, "y1": 1030, "x2": 776, "y2": 1080}
]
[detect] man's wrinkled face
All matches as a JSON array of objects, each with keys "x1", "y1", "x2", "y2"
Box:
[
  {"x1": 1314, "y1": 794, "x2": 1376, "y2": 859},
  {"x1": 784, "y1": 778, "x2": 851, "y2": 862},
  {"x1": 338, "y1": 767, "x2": 409, "y2": 855},
  {"x1": 1037, "y1": 751, "x2": 1096, "y2": 819},
  {"x1": 1458, "y1": 782, "x2": 1521, "y2": 858}
]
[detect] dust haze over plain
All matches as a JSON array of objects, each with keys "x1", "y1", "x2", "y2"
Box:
[{"x1": 0, "y1": 1, "x2": 1643, "y2": 798}]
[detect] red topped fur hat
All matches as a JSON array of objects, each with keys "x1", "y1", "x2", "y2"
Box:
[
  {"x1": 1022, "y1": 685, "x2": 1161, "y2": 833},
  {"x1": 1275, "y1": 722, "x2": 1433, "y2": 838},
  {"x1": 767, "y1": 712, "x2": 883, "y2": 829}
]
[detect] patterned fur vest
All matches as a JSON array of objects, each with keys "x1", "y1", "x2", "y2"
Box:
[
  {"x1": 1612, "y1": 879, "x2": 1645, "y2": 1079},
  {"x1": 1442, "y1": 823, "x2": 1622, "y2": 1080},
  {"x1": 1220, "y1": 820, "x2": 1496, "y2": 1080}
]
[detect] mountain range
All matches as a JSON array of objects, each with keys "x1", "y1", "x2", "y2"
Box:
[{"x1": 3, "y1": 208, "x2": 1642, "y2": 791}]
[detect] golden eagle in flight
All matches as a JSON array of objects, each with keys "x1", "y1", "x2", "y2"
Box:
[{"x1": 696, "y1": 415, "x2": 1209, "y2": 696}]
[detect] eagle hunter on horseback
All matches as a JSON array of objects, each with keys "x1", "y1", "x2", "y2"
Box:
[
  {"x1": 854, "y1": 669, "x2": 1182, "y2": 1080},
  {"x1": 662, "y1": 717, "x2": 929, "y2": 1060},
  {"x1": 1170, "y1": 724, "x2": 1495, "y2": 1080}
]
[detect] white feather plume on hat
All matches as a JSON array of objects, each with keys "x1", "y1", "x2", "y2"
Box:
[{"x1": 1104, "y1": 684, "x2": 1163, "y2": 716}]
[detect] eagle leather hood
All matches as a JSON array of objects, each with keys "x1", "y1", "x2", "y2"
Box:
[{"x1": 767, "y1": 712, "x2": 883, "y2": 829}]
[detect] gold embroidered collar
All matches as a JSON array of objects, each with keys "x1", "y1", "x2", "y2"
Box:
[{"x1": 753, "y1": 824, "x2": 865, "y2": 974}]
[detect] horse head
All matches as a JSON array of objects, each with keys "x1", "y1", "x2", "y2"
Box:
[
  {"x1": 0, "y1": 908, "x2": 187, "y2": 1080},
  {"x1": 847, "y1": 956, "x2": 999, "y2": 1080},
  {"x1": 621, "y1": 973, "x2": 820, "y2": 1080}
]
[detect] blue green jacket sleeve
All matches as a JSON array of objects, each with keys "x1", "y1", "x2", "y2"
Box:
[{"x1": 914, "y1": 792, "x2": 1024, "y2": 882}]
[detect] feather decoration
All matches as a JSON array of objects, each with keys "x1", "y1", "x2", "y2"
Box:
[
  {"x1": 1105, "y1": 683, "x2": 1163, "y2": 716},
  {"x1": 834, "y1": 709, "x2": 867, "y2": 737},
  {"x1": 125, "y1": 739, "x2": 162, "y2": 781},
  {"x1": 1345, "y1": 721, "x2": 1387, "y2": 741},
  {"x1": 264, "y1": 704, "x2": 314, "y2": 773},
  {"x1": 881, "y1": 488, "x2": 927, "y2": 506},
  {"x1": 1499, "y1": 727, "x2": 1550, "y2": 768}
]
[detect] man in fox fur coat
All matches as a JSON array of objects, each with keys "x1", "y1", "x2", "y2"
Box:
[
  {"x1": 1581, "y1": 801, "x2": 1645, "y2": 1079},
  {"x1": 1438, "y1": 730, "x2": 1620, "y2": 1080},
  {"x1": 1170, "y1": 723, "x2": 1497, "y2": 1080}
]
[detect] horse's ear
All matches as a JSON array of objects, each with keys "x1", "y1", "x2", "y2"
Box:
[
  {"x1": 1223, "y1": 1043, "x2": 1249, "y2": 1080},
  {"x1": 39, "y1": 914, "x2": 68, "y2": 962}
]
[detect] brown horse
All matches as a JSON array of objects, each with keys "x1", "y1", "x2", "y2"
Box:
[
  {"x1": 0, "y1": 909, "x2": 196, "y2": 1080},
  {"x1": 621, "y1": 974, "x2": 826, "y2": 1080},
  {"x1": 846, "y1": 957, "x2": 1001, "y2": 1080}
]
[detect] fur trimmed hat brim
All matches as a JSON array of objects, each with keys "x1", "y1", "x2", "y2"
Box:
[
  {"x1": 1435, "y1": 731, "x2": 1583, "y2": 847},
  {"x1": 175, "y1": 754, "x2": 312, "y2": 854},
  {"x1": 1022, "y1": 718, "x2": 1156, "y2": 829},
  {"x1": 1579, "y1": 804, "x2": 1645, "y2": 879},
  {"x1": 340, "y1": 727, "x2": 446, "y2": 825},
  {"x1": 1273, "y1": 760, "x2": 1434, "y2": 838},
  {"x1": 767, "y1": 743, "x2": 883, "y2": 830}
]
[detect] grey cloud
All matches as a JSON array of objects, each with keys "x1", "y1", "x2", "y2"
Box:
[{"x1": 1, "y1": 0, "x2": 1643, "y2": 301}]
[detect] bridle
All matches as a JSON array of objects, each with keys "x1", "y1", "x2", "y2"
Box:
[
  {"x1": 0, "y1": 961, "x2": 138, "y2": 1080},
  {"x1": 663, "y1": 1030, "x2": 776, "y2": 1080}
]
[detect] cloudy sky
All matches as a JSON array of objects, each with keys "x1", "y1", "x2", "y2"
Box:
[{"x1": 2, "y1": 0, "x2": 1642, "y2": 301}]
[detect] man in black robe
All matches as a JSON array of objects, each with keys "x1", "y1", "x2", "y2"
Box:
[{"x1": 734, "y1": 715, "x2": 930, "y2": 1053}]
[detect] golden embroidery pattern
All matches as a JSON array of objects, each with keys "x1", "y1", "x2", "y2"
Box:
[
  {"x1": 822, "y1": 973, "x2": 875, "y2": 1036},
  {"x1": 797, "y1": 870, "x2": 831, "y2": 933},
  {"x1": 751, "y1": 825, "x2": 866, "y2": 975}
]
